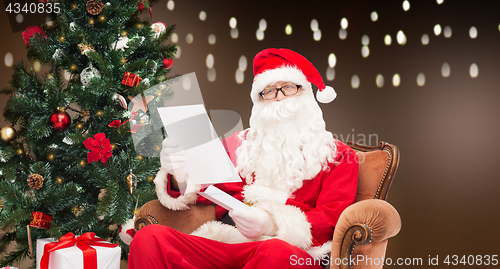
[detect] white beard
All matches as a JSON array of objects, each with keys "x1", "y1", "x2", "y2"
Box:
[{"x1": 236, "y1": 89, "x2": 337, "y2": 195}]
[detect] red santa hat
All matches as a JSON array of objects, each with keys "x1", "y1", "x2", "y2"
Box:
[{"x1": 251, "y1": 48, "x2": 336, "y2": 103}]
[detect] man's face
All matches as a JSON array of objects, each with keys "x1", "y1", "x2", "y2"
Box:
[{"x1": 260, "y1": 81, "x2": 304, "y2": 102}]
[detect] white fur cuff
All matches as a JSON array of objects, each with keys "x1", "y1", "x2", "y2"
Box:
[
  {"x1": 256, "y1": 202, "x2": 312, "y2": 249},
  {"x1": 154, "y1": 168, "x2": 200, "y2": 210}
]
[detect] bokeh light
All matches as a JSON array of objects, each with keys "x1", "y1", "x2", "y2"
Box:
[
  {"x1": 313, "y1": 29, "x2": 322, "y2": 41},
  {"x1": 4, "y1": 53, "x2": 13, "y2": 67},
  {"x1": 326, "y1": 67, "x2": 335, "y2": 81},
  {"x1": 310, "y1": 19, "x2": 319, "y2": 31},
  {"x1": 167, "y1": 0, "x2": 174, "y2": 10},
  {"x1": 417, "y1": 73, "x2": 425, "y2": 86},
  {"x1": 351, "y1": 75, "x2": 360, "y2": 89},
  {"x1": 362, "y1": 35, "x2": 370, "y2": 45},
  {"x1": 339, "y1": 29, "x2": 347, "y2": 40},
  {"x1": 328, "y1": 53, "x2": 337, "y2": 68},
  {"x1": 434, "y1": 24, "x2": 442, "y2": 36},
  {"x1": 341, "y1": 18, "x2": 348, "y2": 29},
  {"x1": 393, "y1": 74, "x2": 401, "y2": 87},
  {"x1": 259, "y1": 19, "x2": 267, "y2": 31},
  {"x1": 199, "y1": 11, "x2": 207, "y2": 21},
  {"x1": 361, "y1": 46, "x2": 370, "y2": 58},
  {"x1": 469, "y1": 63, "x2": 478, "y2": 78},
  {"x1": 376, "y1": 74, "x2": 384, "y2": 88},
  {"x1": 403, "y1": 0, "x2": 410, "y2": 11},
  {"x1": 371, "y1": 12, "x2": 378, "y2": 22},
  {"x1": 469, "y1": 26, "x2": 477, "y2": 39},
  {"x1": 229, "y1": 17, "x2": 237, "y2": 29},
  {"x1": 397, "y1": 31, "x2": 407, "y2": 45},
  {"x1": 256, "y1": 29, "x2": 264, "y2": 40},
  {"x1": 208, "y1": 34, "x2": 216, "y2": 45},
  {"x1": 441, "y1": 62, "x2": 450, "y2": 77},
  {"x1": 444, "y1": 26, "x2": 452, "y2": 38},
  {"x1": 186, "y1": 33, "x2": 193, "y2": 44},
  {"x1": 421, "y1": 34, "x2": 429, "y2": 45},
  {"x1": 206, "y1": 54, "x2": 214, "y2": 69},
  {"x1": 239, "y1": 55, "x2": 247, "y2": 71},
  {"x1": 384, "y1": 35, "x2": 392, "y2": 45}
]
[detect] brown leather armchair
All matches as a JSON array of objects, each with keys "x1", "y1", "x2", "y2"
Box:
[{"x1": 134, "y1": 141, "x2": 401, "y2": 269}]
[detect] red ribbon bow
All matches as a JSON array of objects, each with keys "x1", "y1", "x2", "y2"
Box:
[{"x1": 40, "y1": 232, "x2": 118, "y2": 269}]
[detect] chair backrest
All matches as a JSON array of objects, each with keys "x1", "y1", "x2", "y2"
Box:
[{"x1": 346, "y1": 141, "x2": 400, "y2": 202}]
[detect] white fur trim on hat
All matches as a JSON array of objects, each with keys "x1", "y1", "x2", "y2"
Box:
[
  {"x1": 316, "y1": 86, "x2": 337, "y2": 103},
  {"x1": 251, "y1": 66, "x2": 310, "y2": 103}
]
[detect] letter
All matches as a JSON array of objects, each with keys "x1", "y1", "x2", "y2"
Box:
[
  {"x1": 350, "y1": 255, "x2": 357, "y2": 265},
  {"x1": 290, "y1": 255, "x2": 297, "y2": 265},
  {"x1": 430, "y1": 255, "x2": 439, "y2": 265}
]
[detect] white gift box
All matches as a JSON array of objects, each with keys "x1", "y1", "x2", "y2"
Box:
[{"x1": 36, "y1": 236, "x2": 121, "y2": 269}]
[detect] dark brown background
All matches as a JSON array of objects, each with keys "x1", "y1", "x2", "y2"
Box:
[{"x1": 1, "y1": 0, "x2": 500, "y2": 267}]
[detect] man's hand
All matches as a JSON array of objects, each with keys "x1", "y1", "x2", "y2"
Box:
[
  {"x1": 229, "y1": 207, "x2": 277, "y2": 239},
  {"x1": 160, "y1": 137, "x2": 188, "y2": 189}
]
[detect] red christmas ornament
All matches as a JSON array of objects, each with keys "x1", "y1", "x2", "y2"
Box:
[
  {"x1": 49, "y1": 111, "x2": 71, "y2": 131},
  {"x1": 29, "y1": 211, "x2": 52, "y2": 229},
  {"x1": 22, "y1": 25, "x2": 47, "y2": 48},
  {"x1": 162, "y1": 58, "x2": 173, "y2": 69}
]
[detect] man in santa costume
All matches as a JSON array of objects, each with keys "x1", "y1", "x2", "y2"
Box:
[{"x1": 127, "y1": 48, "x2": 359, "y2": 268}]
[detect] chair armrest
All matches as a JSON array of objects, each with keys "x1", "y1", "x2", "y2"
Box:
[
  {"x1": 134, "y1": 199, "x2": 216, "y2": 234},
  {"x1": 330, "y1": 199, "x2": 401, "y2": 269}
]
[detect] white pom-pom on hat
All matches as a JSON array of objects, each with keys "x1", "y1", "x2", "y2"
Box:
[{"x1": 316, "y1": 86, "x2": 337, "y2": 103}]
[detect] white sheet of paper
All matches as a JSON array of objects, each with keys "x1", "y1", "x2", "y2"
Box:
[
  {"x1": 198, "y1": 185, "x2": 250, "y2": 211},
  {"x1": 157, "y1": 105, "x2": 241, "y2": 185}
]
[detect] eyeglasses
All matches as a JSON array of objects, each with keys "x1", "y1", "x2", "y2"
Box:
[{"x1": 259, "y1": 84, "x2": 302, "y2": 100}]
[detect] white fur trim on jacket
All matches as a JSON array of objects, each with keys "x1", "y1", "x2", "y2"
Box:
[
  {"x1": 191, "y1": 221, "x2": 271, "y2": 244},
  {"x1": 251, "y1": 66, "x2": 311, "y2": 103},
  {"x1": 154, "y1": 168, "x2": 200, "y2": 210},
  {"x1": 306, "y1": 240, "x2": 333, "y2": 260},
  {"x1": 256, "y1": 201, "x2": 312, "y2": 249},
  {"x1": 243, "y1": 184, "x2": 289, "y2": 205}
]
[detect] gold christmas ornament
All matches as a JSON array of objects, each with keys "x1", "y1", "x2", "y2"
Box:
[
  {"x1": 1, "y1": 126, "x2": 17, "y2": 142},
  {"x1": 126, "y1": 169, "x2": 137, "y2": 194},
  {"x1": 147, "y1": 175, "x2": 154, "y2": 182},
  {"x1": 27, "y1": 174, "x2": 44, "y2": 190},
  {"x1": 56, "y1": 177, "x2": 64, "y2": 184},
  {"x1": 86, "y1": 0, "x2": 104, "y2": 15},
  {"x1": 78, "y1": 43, "x2": 95, "y2": 55}
]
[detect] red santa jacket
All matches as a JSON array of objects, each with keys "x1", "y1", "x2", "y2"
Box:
[{"x1": 161, "y1": 131, "x2": 358, "y2": 258}]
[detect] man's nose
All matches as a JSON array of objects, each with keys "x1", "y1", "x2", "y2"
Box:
[{"x1": 275, "y1": 90, "x2": 286, "y2": 101}]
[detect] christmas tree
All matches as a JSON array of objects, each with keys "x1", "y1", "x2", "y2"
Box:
[{"x1": 0, "y1": 0, "x2": 177, "y2": 266}]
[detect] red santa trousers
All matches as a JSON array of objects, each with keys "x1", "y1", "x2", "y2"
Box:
[{"x1": 128, "y1": 224, "x2": 324, "y2": 269}]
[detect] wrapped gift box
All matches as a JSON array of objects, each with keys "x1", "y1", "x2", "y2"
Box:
[
  {"x1": 121, "y1": 72, "x2": 142, "y2": 87},
  {"x1": 36, "y1": 234, "x2": 121, "y2": 269}
]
